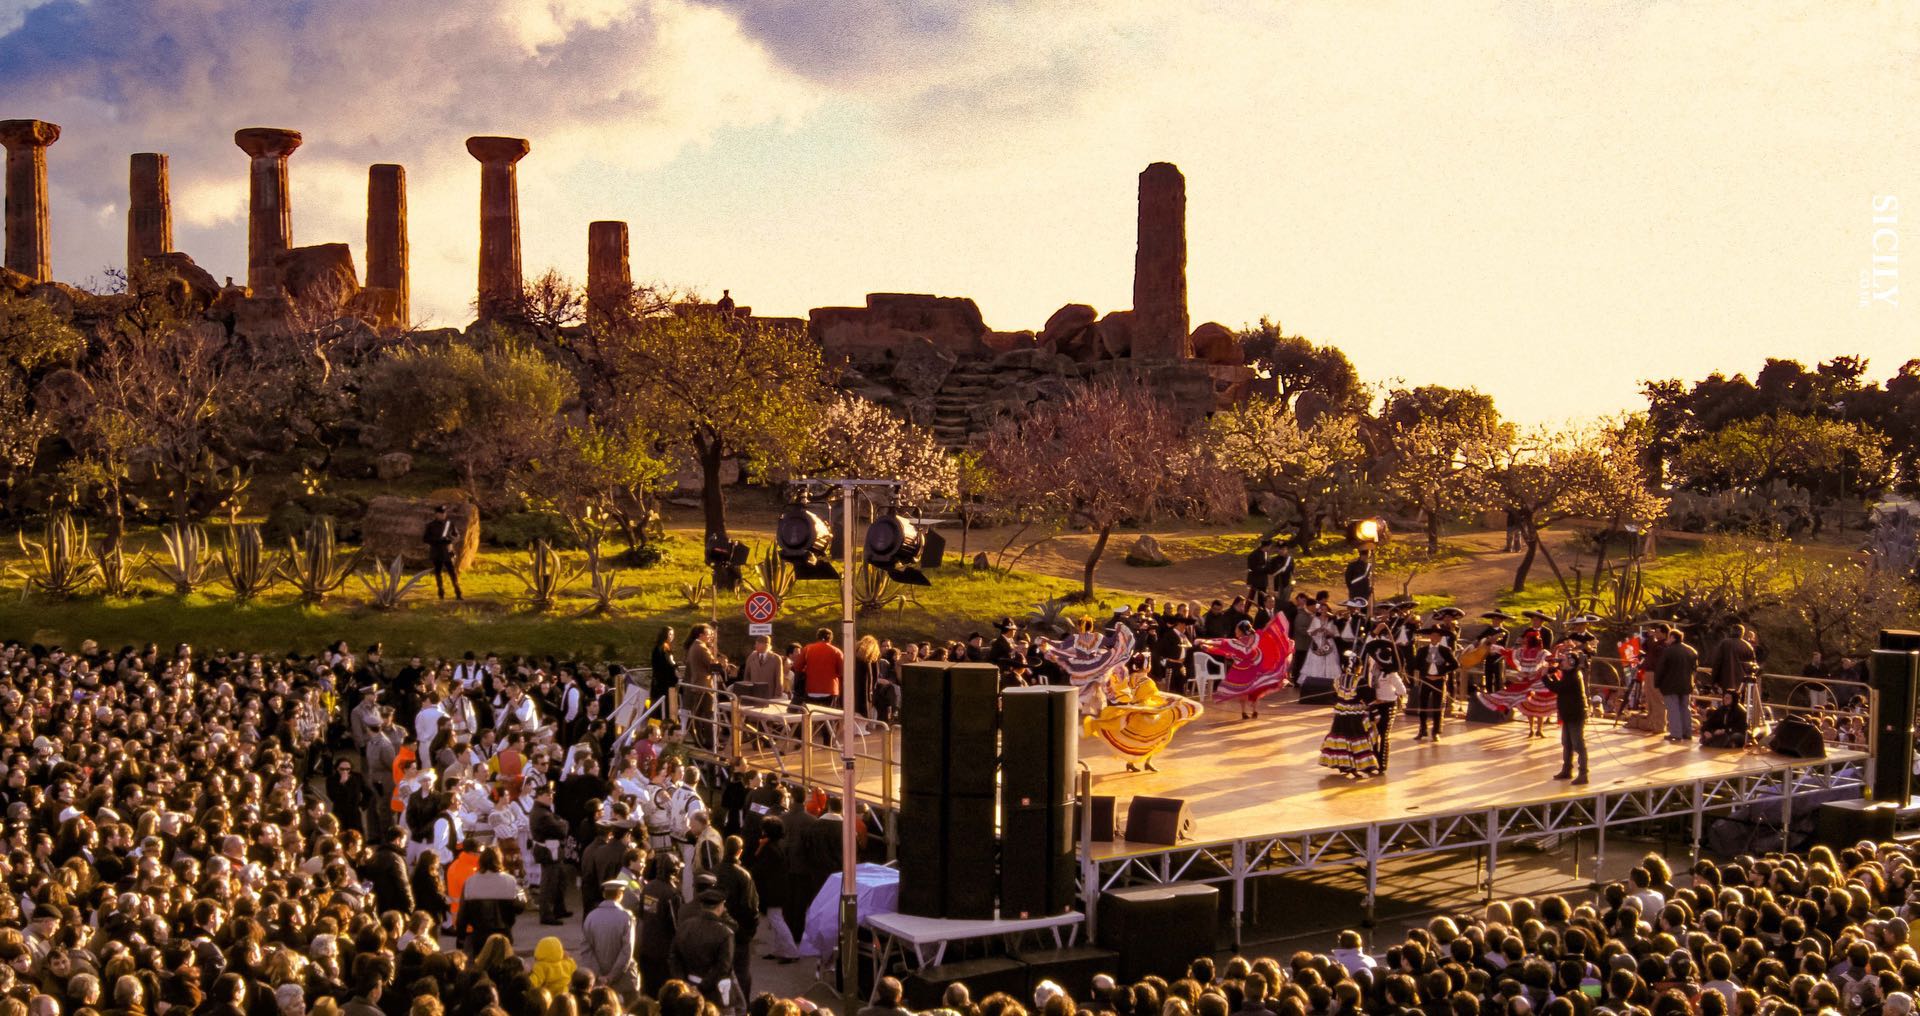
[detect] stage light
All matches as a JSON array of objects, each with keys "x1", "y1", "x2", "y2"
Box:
[
  {"x1": 1346, "y1": 517, "x2": 1389, "y2": 545},
  {"x1": 706, "y1": 534, "x2": 748, "y2": 591},
  {"x1": 864, "y1": 510, "x2": 931, "y2": 586},
  {"x1": 775, "y1": 504, "x2": 839, "y2": 580}
]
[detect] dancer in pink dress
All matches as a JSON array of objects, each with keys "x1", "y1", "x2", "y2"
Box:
[{"x1": 1475, "y1": 631, "x2": 1558, "y2": 737}]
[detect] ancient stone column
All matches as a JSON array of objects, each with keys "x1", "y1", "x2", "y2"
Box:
[
  {"x1": 0, "y1": 119, "x2": 60, "y2": 283},
  {"x1": 466, "y1": 135, "x2": 530, "y2": 322},
  {"x1": 365, "y1": 164, "x2": 409, "y2": 326},
  {"x1": 127, "y1": 152, "x2": 173, "y2": 271},
  {"x1": 234, "y1": 127, "x2": 303, "y2": 293},
  {"x1": 1132, "y1": 161, "x2": 1189, "y2": 359},
  {"x1": 587, "y1": 220, "x2": 631, "y2": 321}
]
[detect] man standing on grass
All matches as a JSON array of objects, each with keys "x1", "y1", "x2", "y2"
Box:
[{"x1": 423, "y1": 504, "x2": 463, "y2": 600}]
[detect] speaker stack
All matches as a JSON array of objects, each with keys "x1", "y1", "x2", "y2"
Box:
[
  {"x1": 898, "y1": 661, "x2": 999, "y2": 918},
  {"x1": 1000, "y1": 686, "x2": 1079, "y2": 918},
  {"x1": 1871, "y1": 630, "x2": 1920, "y2": 805}
]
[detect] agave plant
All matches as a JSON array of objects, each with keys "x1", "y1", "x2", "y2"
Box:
[
  {"x1": 147, "y1": 522, "x2": 211, "y2": 595},
  {"x1": 580, "y1": 538, "x2": 638, "y2": 616},
  {"x1": 502, "y1": 539, "x2": 581, "y2": 612},
  {"x1": 218, "y1": 523, "x2": 279, "y2": 602},
  {"x1": 358, "y1": 554, "x2": 431, "y2": 610},
  {"x1": 91, "y1": 539, "x2": 133, "y2": 598},
  {"x1": 12, "y1": 512, "x2": 98, "y2": 600},
  {"x1": 1023, "y1": 596, "x2": 1072, "y2": 635},
  {"x1": 278, "y1": 516, "x2": 359, "y2": 605},
  {"x1": 678, "y1": 573, "x2": 713, "y2": 610},
  {"x1": 743, "y1": 545, "x2": 796, "y2": 601},
  {"x1": 854, "y1": 565, "x2": 903, "y2": 615}
]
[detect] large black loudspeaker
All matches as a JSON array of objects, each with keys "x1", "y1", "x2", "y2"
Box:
[
  {"x1": 1769, "y1": 715, "x2": 1826, "y2": 759},
  {"x1": 1000, "y1": 686, "x2": 1079, "y2": 918},
  {"x1": 1871, "y1": 630, "x2": 1920, "y2": 805},
  {"x1": 899, "y1": 662, "x2": 1000, "y2": 918},
  {"x1": 1125, "y1": 795, "x2": 1194, "y2": 845},
  {"x1": 904, "y1": 957, "x2": 1029, "y2": 1011},
  {"x1": 1096, "y1": 883, "x2": 1220, "y2": 981},
  {"x1": 1076, "y1": 795, "x2": 1117, "y2": 842}
]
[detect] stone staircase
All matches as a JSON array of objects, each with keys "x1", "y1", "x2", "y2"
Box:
[{"x1": 929, "y1": 362, "x2": 1001, "y2": 450}]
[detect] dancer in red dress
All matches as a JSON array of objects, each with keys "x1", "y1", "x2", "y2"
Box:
[{"x1": 1193, "y1": 615, "x2": 1294, "y2": 720}]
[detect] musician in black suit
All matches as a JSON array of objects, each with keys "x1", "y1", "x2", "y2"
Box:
[
  {"x1": 1409, "y1": 626, "x2": 1459, "y2": 741},
  {"x1": 423, "y1": 505, "x2": 463, "y2": 600}
]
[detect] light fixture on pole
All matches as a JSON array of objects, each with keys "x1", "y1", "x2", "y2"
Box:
[
  {"x1": 863, "y1": 509, "x2": 932, "y2": 586},
  {"x1": 775, "y1": 503, "x2": 840, "y2": 580},
  {"x1": 784, "y1": 477, "x2": 935, "y2": 1013}
]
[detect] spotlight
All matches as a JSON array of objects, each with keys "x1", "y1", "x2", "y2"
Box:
[
  {"x1": 775, "y1": 504, "x2": 839, "y2": 580},
  {"x1": 706, "y1": 534, "x2": 748, "y2": 591},
  {"x1": 1345, "y1": 517, "x2": 1389, "y2": 546},
  {"x1": 864, "y1": 510, "x2": 930, "y2": 586}
]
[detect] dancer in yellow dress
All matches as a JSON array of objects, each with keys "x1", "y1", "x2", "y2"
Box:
[{"x1": 1082, "y1": 653, "x2": 1204, "y2": 772}]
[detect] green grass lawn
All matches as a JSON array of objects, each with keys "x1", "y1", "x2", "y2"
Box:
[
  {"x1": 1494, "y1": 543, "x2": 1729, "y2": 615},
  {"x1": 0, "y1": 529, "x2": 1124, "y2": 660}
]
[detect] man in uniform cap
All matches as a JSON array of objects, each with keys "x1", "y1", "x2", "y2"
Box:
[
  {"x1": 583, "y1": 878, "x2": 642, "y2": 1006},
  {"x1": 671, "y1": 887, "x2": 737, "y2": 1004}
]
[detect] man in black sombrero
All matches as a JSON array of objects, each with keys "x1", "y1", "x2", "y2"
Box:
[
  {"x1": 1476, "y1": 611, "x2": 1515, "y2": 695},
  {"x1": 1410, "y1": 624, "x2": 1459, "y2": 741},
  {"x1": 988, "y1": 617, "x2": 1019, "y2": 677}
]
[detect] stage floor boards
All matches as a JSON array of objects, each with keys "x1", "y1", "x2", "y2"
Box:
[{"x1": 1080, "y1": 700, "x2": 1864, "y2": 861}]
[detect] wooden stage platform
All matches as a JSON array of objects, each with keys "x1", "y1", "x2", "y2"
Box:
[{"x1": 1082, "y1": 701, "x2": 1867, "y2": 862}]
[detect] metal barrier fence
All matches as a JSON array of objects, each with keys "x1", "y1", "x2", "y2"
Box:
[{"x1": 672, "y1": 685, "x2": 898, "y2": 811}]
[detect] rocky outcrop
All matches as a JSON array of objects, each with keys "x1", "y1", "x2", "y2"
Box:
[
  {"x1": 1038, "y1": 303, "x2": 1096, "y2": 345},
  {"x1": 272, "y1": 243, "x2": 358, "y2": 315},
  {"x1": 1095, "y1": 311, "x2": 1135, "y2": 360},
  {"x1": 1125, "y1": 534, "x2": 1171, "y2": 566},
  {"x1": 143, "y1": 252, "x2": 220, "y2": 312},
  {"x1": 811, "y1": 292, "x2": 990, "y2": 365},
  {"x1": 891, "y1": 334, "x2": 959, "y2": 396},
  {"x1": 1189, "y1": 321, "x2": 1241, "y2": 365}
]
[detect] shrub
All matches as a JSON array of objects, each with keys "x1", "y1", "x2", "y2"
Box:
[{"x1": 485, "y1": 510, "x2": 578, "y2": 551}]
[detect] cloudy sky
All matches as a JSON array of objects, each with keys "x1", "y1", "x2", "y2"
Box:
[{"x1": 2, "y1": 0, "x2": 1915, "y2": 423}]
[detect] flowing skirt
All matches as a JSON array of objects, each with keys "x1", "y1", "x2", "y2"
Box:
[
  {"x1": 1084, "y1": 691, "x2": 1204, "y2": 761},
  {"x1": 1195, "y1": 617, "x2": 1295, "y2": 705},
  {"x1": 1477, "y1": 677, "x2": 1557, "y2": 719},
  {"x1": 1318, "y1": 698, "x2": 1380, "y2": 774}
]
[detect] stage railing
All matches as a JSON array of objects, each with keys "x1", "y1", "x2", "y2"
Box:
[{"x1": 674, "y1": 686, "x2": 899, "y2": 816}]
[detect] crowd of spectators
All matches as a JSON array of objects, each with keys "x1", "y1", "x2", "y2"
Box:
[{"x1": 0, "y1": 630, "x2": 1912, "y2": 1016}]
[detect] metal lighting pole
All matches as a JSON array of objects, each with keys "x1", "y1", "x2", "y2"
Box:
[{"x1": 838, "y1": 482, "x2": 859, "y2": 1011}]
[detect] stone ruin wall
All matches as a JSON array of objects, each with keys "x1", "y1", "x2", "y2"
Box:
[{"x1": 0, "y1": 120, "x2": 1257, "y2": 446}]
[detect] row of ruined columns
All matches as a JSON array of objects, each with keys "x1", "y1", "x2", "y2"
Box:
[{"x1": 2, "y1": 120, "x2": 647, "y2": 327}]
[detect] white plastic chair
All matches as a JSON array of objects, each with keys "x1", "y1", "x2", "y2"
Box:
[{"x1": 1192, "y1": 651, "x2": 1227, "y2": 701}]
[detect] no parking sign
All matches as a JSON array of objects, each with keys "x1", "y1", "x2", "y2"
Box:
[{"x1": 744, "y1": 591, "x2": 778, "y2": 636}]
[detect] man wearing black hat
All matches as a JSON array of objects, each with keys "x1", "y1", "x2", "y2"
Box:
[
  {"x1": 1475, "y1": 613, "x2": 1514, "y2": 695},
  {"x1": 422, "y1": 505, "x2": 463, "y2": 601},
  {"x1": 671, "y1": 885, "x2": 737, "y2": 1004},
  {"x1": 1409, "y1": 626, "x2": 1459, "y2": 741},
  {"x1": 988, "y1": 619, "x2": 1020, "y2": 677}
]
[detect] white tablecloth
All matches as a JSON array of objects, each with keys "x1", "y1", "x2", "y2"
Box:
[{"x1": 801, "y1": 863, "x2": 900, "y2": 957}]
